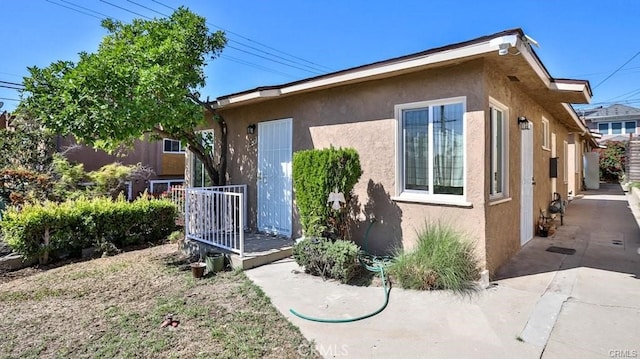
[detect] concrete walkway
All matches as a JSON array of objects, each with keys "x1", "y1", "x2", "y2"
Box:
[{"x1": 245, "y1": 183, "x2": 640, "y2": 358}]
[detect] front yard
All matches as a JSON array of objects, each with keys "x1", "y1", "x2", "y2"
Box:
[{"x1": 0, "y1": 244, "x2": 319, "y2": 359}]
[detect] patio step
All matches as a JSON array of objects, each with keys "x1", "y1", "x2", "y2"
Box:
[{"x1": 230, "y1": 246, "x2": 293, "y2": 270}]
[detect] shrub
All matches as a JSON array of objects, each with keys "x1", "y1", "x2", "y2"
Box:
[
  {"x1": 388, "y1": 222, "x2": 480, "y2": 292},
  {"x1": 292, "y1": 238, "x2": 360, "y2": 283},
  {"x1": 0, "y1": 168, "x2": 54, "y2": 206},
  {"x1": 292, "y1": 146, "x2": 362, "y2": 239},
  {"x1": 595, "y1": 140, "x2": 627, "y2": 182},
  {"x1": 50, "y1": 154, "x2": 87, "y2": 201},
  {"x1": 0, "y1": 196, "x2": 176, "y2": 262}
]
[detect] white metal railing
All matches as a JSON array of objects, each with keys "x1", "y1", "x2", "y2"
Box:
[
  {"x1": 184, "y1": 185, "x2": 247, "y2": 257},
  {"x1": 170, "y1": 186, "x2": 186, "y2": 223},
  {"x1": 149, "y1": 179, "x2": 185, "y2": 195}
]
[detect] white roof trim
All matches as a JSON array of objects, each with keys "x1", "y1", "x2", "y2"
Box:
[
  {"x1": 214, "y1": 32, "x2": 590, "y2": 112},
  {"x1": 217, "y1": 34, "x2": 521, "y2": 107}
]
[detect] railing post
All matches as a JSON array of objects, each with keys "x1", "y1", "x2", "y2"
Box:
[{"x1": 239, "y1": 192, "x2": 244, "y2": 258}]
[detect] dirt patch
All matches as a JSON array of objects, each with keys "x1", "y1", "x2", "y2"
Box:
[{"x1": 0, "y1": 244, "x2": 319, "y2": 358}]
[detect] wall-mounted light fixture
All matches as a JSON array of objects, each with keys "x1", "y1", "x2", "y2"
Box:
[
  {"x1": 247, "y1": 124, "x2": 256, "y2": 135},
  {"x1": 517, "y1": 116, "x2": 531, "y2": 130}
]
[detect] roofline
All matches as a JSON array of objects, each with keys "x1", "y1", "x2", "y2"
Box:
[
  {"x1": 216, "y1": 28, "x2": 525, "y2": 102},
  {"x1": 212, "y1": 28, "x2": 592, "y2": 128}
]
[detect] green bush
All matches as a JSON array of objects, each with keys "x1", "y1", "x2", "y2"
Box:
[
  {"x1": 388, "y1": 222, "x2": 480, "y2": 292},
  {"x1": 292, "y1": 146, "x2": 362, "y2": 239},
  {"x1": 0, "y1": 196, "x2": 176, "y2": 261},
  {"x1": 0, "y1": 168, "x2": 54, "y2": 206},
  {"x1": 292, "y1": 238, "x2": 360, "y2": 283},
  {"x1": 596, "y1": 140, "x2": 627, "y2": 182}
]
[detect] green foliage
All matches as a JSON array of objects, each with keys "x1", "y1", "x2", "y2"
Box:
[
  {"x1": 18, "y1": 7, "x2": 227, "y2": 183},
  {"x1": 596, "y1": 140, "x2": 627, "y2": 182},
  {"x1": 292, "y1": 147, "x2": 362, "y2": 239},
  {"x1": 292, "y1": 238, "x2": 361, "y2": 283},
  {"x1": 388, "y1": 222, "x2": 480, "y2": 292},
  {"x1": 0, "y1": 196, "x2": 176, "y2": 260},
  {"x1": 86, "y1": 162, "x2": 134, "y2": 198},
  {"x1": 0, "y1": 116, "x2": 56, "y2": 172},
  {"x1": 50, "y1": 154, "x2": 86, "y2": 201},
  {"x1": 0, "y1": 168, "x2": 53, "y2": 207}
]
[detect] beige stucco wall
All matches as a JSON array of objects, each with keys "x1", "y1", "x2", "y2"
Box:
[
  {"x1": 483, "y1": 63, "x2": 571, "y2": 275},
  {"x1": 216, "y1": 60, "x2": 489, "y2": 268}
]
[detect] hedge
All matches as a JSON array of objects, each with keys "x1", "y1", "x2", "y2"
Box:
[
  {"x1": 292, "y1": 146, "x2": 362, "y2": 239},
  {"x1": 0, "y1": 196, "x2": 176, "y2": 262}
]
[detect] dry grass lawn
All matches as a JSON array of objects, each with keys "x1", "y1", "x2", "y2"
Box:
[{"x1": 0, "y1": 244, "x2": 319, "y2": 359}]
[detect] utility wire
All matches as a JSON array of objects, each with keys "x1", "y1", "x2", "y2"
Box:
[
  {"x1": 45, "y1": 0, "x2": 104, "y2": 20},
  {"x1": 227, "y1": 45, "x2": 323, "y2": 75},
  {"x1": 58, "y1": 0, "x2": 111, "y2": 19},
  {"x1": 150, "y1": 0, "x2": 333, "y2": 72},
  {"x1": 128, "y1": 0, "x2": 325, "y2": 73},
  {"x1": 219, "y1": 55, "x2": 297, "y2": 79},
  {"x1": 100, "y1": 0, "x2": 150, "y2": 19},
  {"x1": 593, "y1": 50, "x2": 640, "y2": 89},
  {"x1": 0, "y1": 84, "x2": 24, "y2": 91},
  {"x1": 0, "y1": 81, "x2": 24, "y2": 87},
  {"x1": 52, "y1": 0, "x2": 329, "y2": 75},
  {"x1": 126, "y1": 0, "x2": 168, "y2": 18},
  {"x1": 0, "y1": 97, "x2": 20, "y2": 102}
]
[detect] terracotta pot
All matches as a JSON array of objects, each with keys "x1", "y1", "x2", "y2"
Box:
[{"x1": 190, "y1": 262, "x2": 206, "y2": 278}]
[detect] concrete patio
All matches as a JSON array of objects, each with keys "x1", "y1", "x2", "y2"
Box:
[{"x1": 245, "y1": 183, "x2": 640, "y2": 358}]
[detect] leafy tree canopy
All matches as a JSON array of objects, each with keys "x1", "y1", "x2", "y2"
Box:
[{"x1": 18, "y1": 7, "x2": 227, "y2": 183}]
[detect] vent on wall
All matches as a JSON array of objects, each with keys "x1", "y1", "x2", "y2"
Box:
[{"x1": 507, "y1": 75, "x2": 520, "y2": 82}]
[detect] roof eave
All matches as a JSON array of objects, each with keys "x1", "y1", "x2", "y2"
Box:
[{"x1": 213, "y1": 30, "x2": 523, "y2": 108}]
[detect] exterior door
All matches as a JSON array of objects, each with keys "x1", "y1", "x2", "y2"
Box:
[
  {"x1": 257, "y1": 118, "x2": 293, "y2": 236},
  {"x1": 520, "y1": 124, "x2": 534, "y2": 246}
]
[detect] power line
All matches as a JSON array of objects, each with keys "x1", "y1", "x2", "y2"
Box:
[
  {"x1": 0, "y1": 97, "x2": 20, "y2": 102},
  {"x1": 45, "y1": 0, "x2": 104, "y2": 20},
  {"x1": 100, "y1": 0, "x2": 150, "y2": 19},
  {"x1": 0, "y1": 84, "x2": 23, "y2": 91},
  {"x1": 150, "y1": 0, "x2": 333, "y2": 72},
  {"x1": 592, "y1": 50, "x2": 640, "y2": 90},
  {"x1": 128, "y1": 0, "x2": 326, "y2": 73},
  {"x1": 227, "y1": 45, "x2": 322, "y2": 75},
  {"x1": 219, "y1": 55, "x2": 297, "y2": 79},
  {"x1": 126, "y1": 0, "x2": 169, "y2": 18},
  {"x1": 45, "y1": 0, "x2": 332, "y2": 80},
  {"x1": 58, "y1": 0, "x2": 111, "y2": 19},
  {"x1": 0, "y1": 80, "x2": 24, "y2": 87}
]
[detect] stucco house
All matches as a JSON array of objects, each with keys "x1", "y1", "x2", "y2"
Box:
[{"x1": 187, "y1": 28, "x2": 598, "y2": 277}]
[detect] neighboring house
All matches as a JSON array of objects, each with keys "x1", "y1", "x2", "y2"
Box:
[
  {"x1": 188, "y1": 28, "x2": 598, "y2": 277},
  {"x1": 2, "y1": 111, "x2": 185, "y2": 199},
  {"x1": 59, "y1": 136, "x2": 185, "y2": 198},
  {"x1": 582, "y1": 104, "x2": 640, "y2": 142}
]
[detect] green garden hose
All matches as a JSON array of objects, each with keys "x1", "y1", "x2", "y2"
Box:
[{"x1": 289, "y1": 219, "x2": 393, "y2": 323}]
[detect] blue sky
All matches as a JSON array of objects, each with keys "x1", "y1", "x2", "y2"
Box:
[{"x1": 2, "y1": 0, "x2": 640, "y2": 113}]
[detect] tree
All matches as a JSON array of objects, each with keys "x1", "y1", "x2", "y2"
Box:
[
  {"x1": 18, "y1": 7, "x2": 228, "y2": 185},
  {"x1": 0, "y1": 114, "x2": 57, "y2": 172}
]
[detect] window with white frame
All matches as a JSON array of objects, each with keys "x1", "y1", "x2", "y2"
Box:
[
  {"x1": 542, "y1": 117, "x2": 550, "y2": 150},
  {"x1": 396, "y1": 97, "x2": 466, "y2": 202},
  {"x1": 563, "y1": 140, "x2": 568, "y2": 184},
  {"x1": 489, "y1": 101, "x2": 508, "y2": 199},
  {"x1": 163, "y1": 138, "x2": 186, "y2": 153}
]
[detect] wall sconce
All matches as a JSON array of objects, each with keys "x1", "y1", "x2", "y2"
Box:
[
  {"x1": 517, "y1": 116, "x2": 531, "y2": 130},
  {"x1": 247, "y1": 124, "x2": 256, "y2": 135}
]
